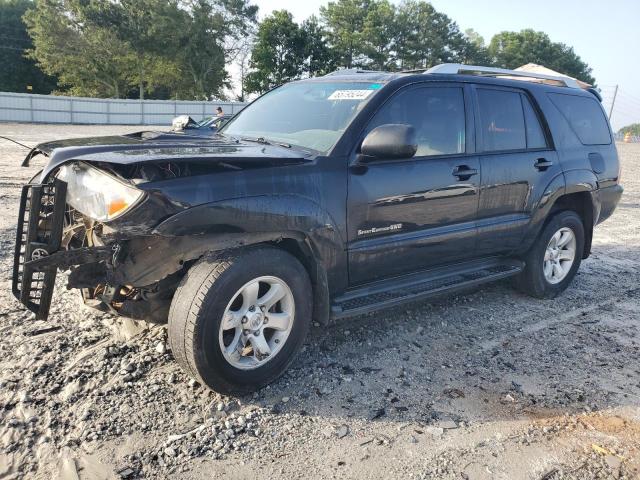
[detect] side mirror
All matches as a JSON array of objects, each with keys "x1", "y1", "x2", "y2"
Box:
[{"x1": 361, "y1": 124, "x2": 417, "y2": 160}]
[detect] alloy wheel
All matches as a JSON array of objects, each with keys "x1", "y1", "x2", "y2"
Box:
[
  {"x1": 543, "y1": 227, "x2": 577, "y2": 284},
  {"x1": 218, "y1": 276, "x2": 295, "y2": 370}
]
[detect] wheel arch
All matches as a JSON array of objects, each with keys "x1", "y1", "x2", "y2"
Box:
[
  {"x1": 549, "y1": 191, "x2": 594, "y2": 259},
  {"x1": 523, "y1": 169, "x2": 597, "y2": 260},
  {"x1": 267, "y1": 237, "x2": 330, "y2": 326}
]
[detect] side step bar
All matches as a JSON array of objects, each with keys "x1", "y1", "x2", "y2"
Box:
[{"x1": 331, "y1": 258, "x2": 524, "y2": 319}]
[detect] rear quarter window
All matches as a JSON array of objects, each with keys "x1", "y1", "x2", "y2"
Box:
[{"x1": 548, "y1": 93, "x2": 611, "y2": 145}]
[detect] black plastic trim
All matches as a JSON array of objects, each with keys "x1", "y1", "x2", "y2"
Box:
[{"x1": 331, "y1": 257, "x2": 524, "y2": 319}]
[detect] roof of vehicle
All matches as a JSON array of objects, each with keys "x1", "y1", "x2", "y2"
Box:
[{"x1": 307, "y1": 64, "x2": 597, "y2": 99}]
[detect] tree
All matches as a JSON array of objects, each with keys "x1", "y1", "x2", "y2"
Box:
[
  {"x1": 464, "y1": 28, "x2": 485, "y2": 49},
  {"x1": 488, "y1": 29, "x2": 595, "y2": 84},
  {"x1": 0, "y1": 0, "x2": 56, "y2": 93},
  {"x1": 619, "y1": 124, "x2": 640, "y2": 136},
  {"x1": 320, "y1": 0, "x2": 370, "y2": 69},
  {"x1": 215, "y1": 0, "x2": 259, "y2": 101},
  {"x1": 79, "y1": 0, "x2": 185, "y2": 99},
  {"x1": 361, "y1": 0, "x2": 396, "y2": 70},
  {"x1": 232, "y1": 35, "x2": 255, "y2": 102},
  {"x1": 24, "y1": 0, "x2": 135, "y2": 98},
  {"x1": 394, "y1": 0, "x2": 484, "y2": 70},
  {"x1": 25, "y1": 0, "x2": 257, "y2": 99},
  {"x1": 172, "y1": 0, "x2": 228, "y2": 100},
  {"x1": 244, "y1": 10, "x2": 307, "y2": 94},
  {"x1": 301, "y1": 15, "x2": 337, "y2": 76}
]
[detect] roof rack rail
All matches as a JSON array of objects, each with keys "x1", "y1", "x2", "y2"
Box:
[
  {"x1": 324, "y1": 68, "x2": 385, "y2": 76},
  {"x1": 425, "y1": 63, "x2": 582, "y2": 89}
]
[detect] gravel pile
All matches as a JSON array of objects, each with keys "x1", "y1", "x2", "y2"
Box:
[{"x1": 0, "y1": 126, "x2": 639, "y2": 479}]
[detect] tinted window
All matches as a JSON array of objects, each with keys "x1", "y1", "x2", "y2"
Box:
[
  {"x1": 522, "y1": 95, "x2": 547, "y2": 149},
  {"x1": 367, "y1": 87, "x2": 465, "y2": 156},
  {"x1": 548, "y1": 93, "x2": 611, "y2": 145},
  {"x1": 477, "y1": 89, "x2": 525, "y2": 151}
]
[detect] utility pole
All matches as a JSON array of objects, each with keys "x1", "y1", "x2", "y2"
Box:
[{"x1": 608, "y1": 84, "x2": 619, "y2": 121}]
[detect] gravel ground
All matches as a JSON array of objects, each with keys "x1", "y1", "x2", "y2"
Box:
[{"x1": 0, "y1": 123, "x2": 639, "y2": 480}]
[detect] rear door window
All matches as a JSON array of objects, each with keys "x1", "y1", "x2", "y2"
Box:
[
  {"x1": 548, "y1": 93, "x2": 611, "y2": 145},
  {"x1": 477, "y1": 89, "x2": 526, "y2": 152}
]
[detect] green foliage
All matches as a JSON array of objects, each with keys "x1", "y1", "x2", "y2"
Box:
[
  {"x1": 619, "y1": 124, "x2": 640, "y2": 136},
  {"x1": 302, "y1": 16, "x2": 338, "y2": 77},
  {"x1": 244, "y1": 10, "x2": 307, "y2": 94},
  {"x1": 78, "y1": 0, "x2": 183, "y2": 99},
  {"x1": 24, "y1": 0, "x2": 135, "y2": 98},
  {"x1": 319, "y1": 0, "x2": 370, "y2": 69},
  {"x1": 0, "y1": 0, "x2": 56, "y2": 93},
  {"x1": 6, "y1": 0, "x2": 597, "y2": 101},
  {"x1": 244, "y1": 11, "x2": 336, "y2": 94},
  {"x1": 361, "y1": 0, "x2": 396, "y2": 70},
  {"x1": 24, "y1": 0, "x2": 256, "y2": 99},
  {"x1": 488, "y1": 29, "x2": 595, "y2": 84},
  {"x1": 393, "y1": 0, "x2": 488, "y2": 70}
]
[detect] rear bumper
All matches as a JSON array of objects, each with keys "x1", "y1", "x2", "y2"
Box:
[{"x1": 596, "y1": 183, "x2": 623, "y2": 224}]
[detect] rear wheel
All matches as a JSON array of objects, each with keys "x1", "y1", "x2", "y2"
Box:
[
  {"x1": 168, "y1": 247, "x2": 312, "y2": 395},
  {"x1": 517, "y1": 211, "x2": 585, "y2": 299}
]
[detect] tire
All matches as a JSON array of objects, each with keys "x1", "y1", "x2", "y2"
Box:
[
  {"x1": 516, "y1": 210, "x2": 585, "y2": 299},
  {"x1": 168, "y1": 246, "x2": 312, "y2": 395}
]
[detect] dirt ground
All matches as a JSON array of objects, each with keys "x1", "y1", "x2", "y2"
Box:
[{"x1": 0, "y1": 123, "x2": 639, "y2": 480}]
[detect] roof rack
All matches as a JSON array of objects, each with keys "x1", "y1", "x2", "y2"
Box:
[
  {"x1": 324, "y1": 68, "x2": 386, "y2": 76},
  {"x1": 425, "y1": 63, "x2": 582, "y2": 89}
]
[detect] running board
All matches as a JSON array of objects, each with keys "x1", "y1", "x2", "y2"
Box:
[{"x1": 331, "y1": 258, "x2": 524, "y2": 319}]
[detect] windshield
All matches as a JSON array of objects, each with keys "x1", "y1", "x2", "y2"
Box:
[{"x1": 221, "y1": 81, "x2": 384, "y2": 153}]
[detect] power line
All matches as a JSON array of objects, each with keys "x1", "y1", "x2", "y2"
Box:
[
  {"x1": 0, "y1": 136, "x2": 34, "y2": 150},
  {"x1": 617, "y1": 90, "x2": 640, "y2": 105}
]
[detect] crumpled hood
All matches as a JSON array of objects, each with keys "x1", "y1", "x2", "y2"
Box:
[{"x1": 31, "y1": 131, "x2": 311, "y2": 180}]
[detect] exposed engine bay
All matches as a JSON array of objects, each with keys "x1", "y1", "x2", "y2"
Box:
[{"x1": 61, "y1": 203, "x2": 182, "y2": 323}]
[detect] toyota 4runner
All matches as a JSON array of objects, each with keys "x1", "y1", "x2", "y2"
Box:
[{"x1": 12, "y1": 64, "x2": 623, "y2": 394}]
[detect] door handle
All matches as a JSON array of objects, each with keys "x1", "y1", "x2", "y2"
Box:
[
  {"x1": 534, "y1": 158, "x2": 553, "y2": 171},
  {"x1": 452, "y1": 165, "x2": 478, "y2": 179}
]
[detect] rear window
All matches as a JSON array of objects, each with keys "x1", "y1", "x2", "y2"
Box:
[{"x1": 548, "y1": 93, "x2": 611, "y2": 145}]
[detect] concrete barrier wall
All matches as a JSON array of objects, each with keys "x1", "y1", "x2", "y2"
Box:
[{"x1": 0, "y1": 91, "x2": 247, "y2": 125}]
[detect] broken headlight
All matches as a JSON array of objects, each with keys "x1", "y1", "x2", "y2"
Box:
[{"x1": 57, "y1": 163, "x2": 144, "y2": 221}]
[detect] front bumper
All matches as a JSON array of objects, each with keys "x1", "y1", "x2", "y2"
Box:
[
  {"x1": 11, "y1": 179, "x2": 251, "y2": 322},
  {"x1": 12, "y1": 179, "x2": 120, "y2": 320},
  {"x1": 12, "y1": 180, "x2": 67, "y2": 319},
  {"x1": 11, "y1": 179, "x2": 194, "y2": 323}
]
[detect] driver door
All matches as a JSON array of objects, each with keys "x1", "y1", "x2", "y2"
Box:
[{"x1": 347, "y1": 84, "x2": 480, "y2": 285}]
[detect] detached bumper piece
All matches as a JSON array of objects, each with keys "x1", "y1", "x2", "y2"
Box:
[{"x1": 12, "y1": 179, "x2": 67, "y2": 320}]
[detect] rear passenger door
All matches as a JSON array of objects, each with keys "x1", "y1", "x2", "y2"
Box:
[{"x1": 474, "y1": 86, "x2": 561, "y2": 255}]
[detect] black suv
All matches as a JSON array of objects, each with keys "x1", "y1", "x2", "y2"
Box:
[{"x1": 13, "y1": 64, "x2": 622, "y2": 394}]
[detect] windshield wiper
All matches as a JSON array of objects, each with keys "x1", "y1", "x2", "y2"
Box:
[
  {"x1": 240, "y1": 136, "x2": 271, "y2": 145},
  {"x1": 240, "y1": 136, "x2": 292, "y2": 149}
]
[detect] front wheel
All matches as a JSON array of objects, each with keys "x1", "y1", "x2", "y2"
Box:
[
  {"x1": 517, "y1": 211, "x2": 585, "y2": 299},
  {"x1": 168, "y1": 247, "x2": 312, "y2": 395}
]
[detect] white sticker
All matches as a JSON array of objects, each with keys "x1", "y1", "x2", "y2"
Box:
[{"x1": 328, "y1": 89, "x2": 374, "y2": 101}]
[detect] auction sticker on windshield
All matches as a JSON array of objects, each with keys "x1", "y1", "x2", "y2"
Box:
[{"x1": 328, "y1": 89, "x2": 374, "y2": 100}]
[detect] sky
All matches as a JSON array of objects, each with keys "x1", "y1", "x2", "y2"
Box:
[{"x1": 246, "y1": 0, "x2": 640, "y2": 130}]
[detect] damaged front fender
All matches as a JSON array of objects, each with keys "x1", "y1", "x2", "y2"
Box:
[{"x1": 111, "y1": 231, "x2": 305, "y2": 287}]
